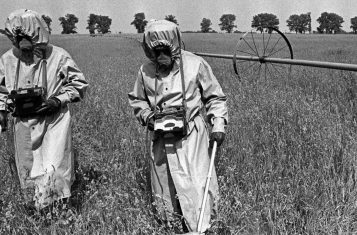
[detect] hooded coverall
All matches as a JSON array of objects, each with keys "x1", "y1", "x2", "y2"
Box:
[
  {"x1": 0, "y1": 9, "x2": 88, "y2": 209},
  {"x1": 128, "y1": 20, "x2": 228, "y2": 232}
]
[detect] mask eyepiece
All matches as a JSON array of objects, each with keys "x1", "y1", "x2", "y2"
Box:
[{"x1": 153, "y1": 46, "x2": 171, "y2": 58}]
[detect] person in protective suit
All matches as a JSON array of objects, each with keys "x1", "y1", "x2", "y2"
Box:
[
  {"x1": 128, "y1": 20, "x2": 228, "y2": 234},
  {"x1": 0, "y1": 9, "x2": 88, "y2": 210}
]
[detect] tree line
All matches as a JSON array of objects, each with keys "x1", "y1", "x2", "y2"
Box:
[
  {"x1": 41, "y1": 12, "x2": 357, "y2": 35},
  {"x1": 134, "y1": 12, "x2": 356, "y2": 34}
]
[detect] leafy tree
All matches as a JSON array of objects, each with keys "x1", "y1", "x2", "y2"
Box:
[
  {"x1": 41, "y1": 15, "x2": 52, "y2": 34},
  {"x1": 59, "y1": 14, "x2": 79, "y2": 34},
  {"x1": 286, "y1": 14, "x2": 300, "y2": 33},
  {"x1": 317, "y1": 12, "x2": 344, "y2": 34},
  {"x1": 219, "y1": 14, "x2": 237, "y2": 33},
  {"x1": 165, "y1": 15, "x2": 178, "y2": 25},
  {"x1": 86, "y1": 14, "x2": 112, "y2": 34},
  {"x1": 286, "y1": 13, "x2": 310, "y2": 34},
  {"x1": 300, "y1": 13, "x2": 311, "y2": 34},
  {"x1": 87, "y1": 13, "x2": 98, "y2": 35},
  {"x1": 351, "y1": 16, "x2": 357, "y2": 34},
  {"x1": 131, "y1": 12, "x2": 147, "y2": 33},
  {"x1": 200, "y1": 18, "x2": 212, "y2": 33},
  {"x1": 96, "y1": 15, "x2": 112, "y2": 34},
  {"x1": 252, "y1": 13, "x2": 279, "y2": 33},
  {"x1": 307, "y1": 12, "x2": 312, "y2": 33}
]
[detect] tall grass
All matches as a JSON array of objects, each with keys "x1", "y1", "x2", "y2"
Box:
[{"x1": 0, "y1": 33, "x2": 357, "y2": 234}]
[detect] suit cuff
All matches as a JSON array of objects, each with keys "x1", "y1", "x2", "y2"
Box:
[
  {"x1": 0, "y1": 102, "x2": 6, "y2": 111},
  {"x1": 55, "y1": 93, "x2": 70, "y2": 106},
  {"x1": 141, "y1": 109, "x2": 153, "y2": 126},
  {"x1": 212, "y1": 117, "x2": 226, "y2": 133}
]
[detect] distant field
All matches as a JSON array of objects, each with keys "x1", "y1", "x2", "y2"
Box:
[{"x1": 1, "y1": 33, "x2": 357, "y2": 234}]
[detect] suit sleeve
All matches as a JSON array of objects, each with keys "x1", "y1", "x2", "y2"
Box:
[
  {"x1": 128, "y1": 69, "x2": 153, "y2": 126},
  {"x1": 198, "y1": 58, "x2": 228, "y2": 133},
  {"x1": 55, "y1": 53, "x2": 88, "y2": 105},
  {"x1": 0, "y1": 57, "x2": 9, "y2": 111}
]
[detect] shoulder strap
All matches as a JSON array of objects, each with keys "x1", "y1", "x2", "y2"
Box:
[
  {"x1": 154, "y1": 66, "x2": 159, "y2": 113},
  {"x1": 13, "y1": 58, "x2": 21, "y2": 90},
  {"x1": 41, "y1": 51, "x2": 48, "y2": 97},
  {"x1": 176, "y1": 29, "x2": 189, "y2": 133},
  {"x1": 176, "y1": 28, "x2": 187, "y2": 110}
]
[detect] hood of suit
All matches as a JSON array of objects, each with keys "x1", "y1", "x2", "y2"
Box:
[
  {"x1": 3, "y1": 9, "x2": 50, "y2": 49},
  {"x1": 142, "y1": 20, "x2": 183, "y2": 62}
]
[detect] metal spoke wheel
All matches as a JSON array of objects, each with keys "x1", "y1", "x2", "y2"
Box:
[{"x1": 233, "y1": 28, "x2": 293, "y2": 81}]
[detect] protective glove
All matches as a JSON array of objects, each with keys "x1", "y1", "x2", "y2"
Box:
[
  {"x1": 0, "y1": 111, "x2": 8, "y2": 132},
  {"x1": 35, "y1": 97, "x2": 61, "y2": 115},
  {"x1": 210, "y1": 132, "x2": 225, "y2": 148},
  {"x1": 146, "y1": 113, "x2": 155, "y2": 131}
]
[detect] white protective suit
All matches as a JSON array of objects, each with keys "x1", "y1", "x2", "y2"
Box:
[
  {"x1": 128, "y1": 20, "x2": 228, "y2": 232},
  {"x1": 0, "y1": 9, "x2": 88, "y2": 208}
]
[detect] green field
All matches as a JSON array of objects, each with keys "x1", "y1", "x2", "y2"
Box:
[{"x1": 1, "y1": 33, "x2": 357, "y2": 234}]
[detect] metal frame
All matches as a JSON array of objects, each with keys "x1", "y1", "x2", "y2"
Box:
[{"x1": 193, "y1": 28, "x2": 357, "y2": 73}]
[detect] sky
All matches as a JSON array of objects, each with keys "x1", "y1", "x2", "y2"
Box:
[{"x1": 0, "y1": 0, "x2": 356, "y2": 34}]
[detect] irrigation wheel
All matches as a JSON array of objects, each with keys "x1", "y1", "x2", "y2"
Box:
[{"x1": 233, "y1": 28, "x2": 294, "y2": 81}]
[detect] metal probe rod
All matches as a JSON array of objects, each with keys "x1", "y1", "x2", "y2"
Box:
[{"x1": 197, "y1": 141, "x2": 218, "y2": 234}]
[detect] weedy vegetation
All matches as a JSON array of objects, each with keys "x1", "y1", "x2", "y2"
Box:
[{"x1": 0, "y1": 33, "x2": 357, "y2": 234}]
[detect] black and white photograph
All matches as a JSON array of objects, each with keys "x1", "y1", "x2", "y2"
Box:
[{"x1": 0, "y1": 0, "x2": 357, "y2": 234}]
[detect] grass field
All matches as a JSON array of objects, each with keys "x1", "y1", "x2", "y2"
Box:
[{"x1": 1, "y1": 33, "x2": 357, "y2": 234}]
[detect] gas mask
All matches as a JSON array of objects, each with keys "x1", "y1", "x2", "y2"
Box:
[
  {"x1": 18, "y1": 37, "x2": 33, "y2": 51},
  {"x1": 16, "y1": 37, "x2": 34, "y2": 62},
  {"x1": 17, "y1": 37, "x2": 45, "y2": 62},
  {"x1": 154, "y1": 46, "x2": 173, "y2": 69}
]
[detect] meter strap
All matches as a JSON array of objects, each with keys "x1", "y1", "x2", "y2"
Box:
[
  {"x1": 177, "y1": 28, "x2": 186, "y2": 109},
  {"x1": 41, "y1": 56, "x2": 48, "y2": 97},
  {"x1": 154, "y1": 65, "x2": 159, "y2": 114},
  {"x1": 13, "y1": 59, "x2": 21, "y2": 90}
]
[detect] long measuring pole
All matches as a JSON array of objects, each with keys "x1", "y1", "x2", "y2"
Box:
[
  {"x1": 194, "y1": 52, "x2": 357, "y2": 72},
  {"x1": 197, "y1": 141, "x2": 218, "y2": 234}
]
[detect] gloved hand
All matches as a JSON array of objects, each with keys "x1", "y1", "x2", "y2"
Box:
[
  {"x1": 35, "y1": 97, "x2": 61, "y2": 115},
  {"x1": 146, "y1": 113, "x2": 155, "y2": 131},
  {"x1": 0, "y1": 111, "x2": 8, "y2": 132},
  {"x1": 210, "y1": 132, "x2": 225, "y2": 147}
]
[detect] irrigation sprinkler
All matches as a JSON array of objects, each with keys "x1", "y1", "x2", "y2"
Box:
[{"x1": 193, "y1": 28, "x2": 357, "y2": 80}]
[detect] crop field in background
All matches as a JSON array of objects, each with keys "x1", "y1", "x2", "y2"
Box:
[{"x1": 0, "y1": 33, "x2": 357, "y2": 234}]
